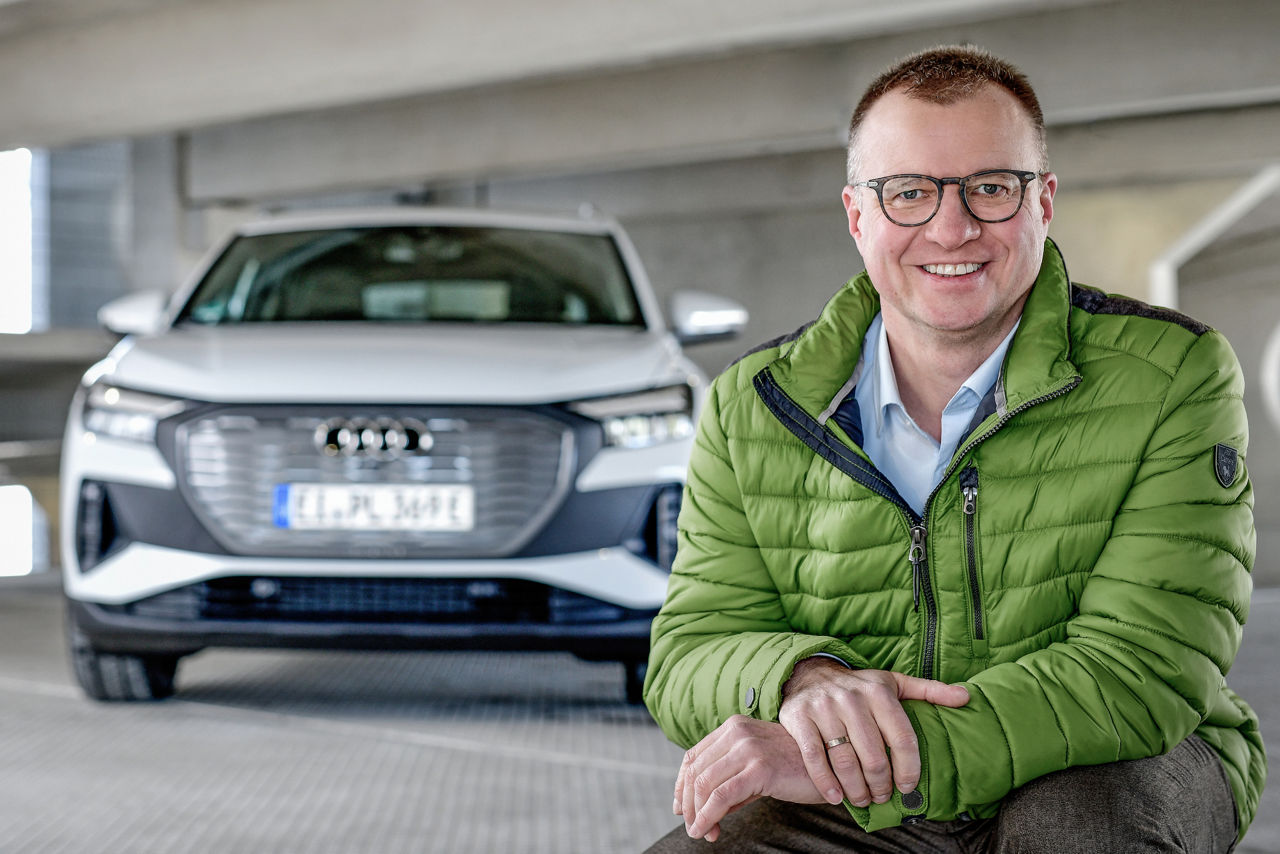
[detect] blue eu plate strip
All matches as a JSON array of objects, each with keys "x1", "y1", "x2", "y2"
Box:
[{"x1": 273, "y1": 484, "x2": 290, "y2": 528}]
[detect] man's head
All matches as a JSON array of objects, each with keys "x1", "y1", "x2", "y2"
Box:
[
  {"x1": 841, "y1": 46, "x2": 1056, "y2": 349},
  {"x1": 846, "y1": 46, "x2": 1047, "y2": 184}
]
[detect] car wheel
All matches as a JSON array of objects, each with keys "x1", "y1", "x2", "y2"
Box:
[
  {"x1": 66, "y1": 615, "x2": 179, "y2": 702},
  {"x1": 624, "y1": 660, "x2": 647, "y2": 706}
]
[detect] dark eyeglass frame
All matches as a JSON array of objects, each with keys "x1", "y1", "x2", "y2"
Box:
[{"x1": 851, "y1": 169, "x2": 1040, "y2": 227}]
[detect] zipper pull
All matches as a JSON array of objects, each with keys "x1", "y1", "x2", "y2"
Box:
[
  {"x1": 908, "y1": 524, "x2": 927, "y2": 611},
  {"x1": 960, "y1": 466, "x2": 979, "y2": 515}
]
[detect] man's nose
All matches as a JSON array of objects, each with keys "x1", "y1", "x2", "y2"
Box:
[{"x1": 924, "y1": 185, "x2": 981, "y2": 246}]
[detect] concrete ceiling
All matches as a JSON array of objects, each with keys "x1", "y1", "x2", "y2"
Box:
[
  {"x1": 0, "y1": 0, "x2": 183, "y2": 37},
  {"x1": 178, "y1": 0, "x2": 1280, "y2": 204},
  {"x1": 0, "y1": 0, "x2": 1111, "y2": 148}
]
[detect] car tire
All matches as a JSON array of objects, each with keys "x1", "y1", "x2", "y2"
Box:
[
  {"x1": 66, "y1": 613, "x2": 179, "y2": 702},
  {"x1": 624, "y1": 659, "x2": 647, "y2": 706}
]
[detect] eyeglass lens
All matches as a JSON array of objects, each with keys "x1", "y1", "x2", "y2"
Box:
[{"x1": 879, "y1": 171, "x2": 1026, "y2": 225}]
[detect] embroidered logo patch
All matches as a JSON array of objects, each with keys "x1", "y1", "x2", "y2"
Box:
[{"x1": 1215, "y1": 443, "x2": 1238, "y2": 488}]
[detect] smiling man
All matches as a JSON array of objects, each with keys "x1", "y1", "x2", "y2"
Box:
[{"x1": 643, "y1": 46, "x2": 1265, "y2": 852}]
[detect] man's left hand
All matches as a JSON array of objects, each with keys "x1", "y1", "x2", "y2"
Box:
[{"x1": 778, "y1": 658, "x2": 970, "y2": 808}]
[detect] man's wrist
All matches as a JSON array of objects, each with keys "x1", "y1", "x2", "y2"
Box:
[{"x1": 782, "y1": 654, "x2": 854, "y2": 699}]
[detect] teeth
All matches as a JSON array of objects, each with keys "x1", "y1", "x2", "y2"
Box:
[{"x1": 923, "y1": 263, "x2": 982, "y2": 277}]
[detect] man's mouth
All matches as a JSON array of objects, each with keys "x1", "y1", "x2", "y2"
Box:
[{"x1": 922, "y1": 262, "x2": 984, "y2": 277}]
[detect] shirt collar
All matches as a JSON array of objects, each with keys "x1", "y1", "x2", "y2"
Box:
[{"x1": 866, "y1": 313, "x2": 1021, "y2": 435}]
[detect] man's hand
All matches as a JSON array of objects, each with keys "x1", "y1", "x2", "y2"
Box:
[
  {"x1": 778, "y1": 658, "x2": 970, "y2": 808},
  {"x1": 673, "y1": 715, "x2": 826, "y2": 842}
]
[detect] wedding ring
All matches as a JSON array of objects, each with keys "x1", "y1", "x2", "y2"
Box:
[{"x1": 824, "y1": 735, "x2": 850, "y2": 749}]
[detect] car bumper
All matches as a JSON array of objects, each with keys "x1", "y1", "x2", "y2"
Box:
[{"x1": 68, "y1": 598, "x2": 657, "y2": 659}]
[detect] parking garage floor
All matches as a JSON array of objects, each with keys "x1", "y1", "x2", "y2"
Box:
[{"x1": 2, "y1": 571, "x2": 1278, "y2": 853}]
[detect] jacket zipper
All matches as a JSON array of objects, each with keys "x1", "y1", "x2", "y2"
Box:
[
  {"x1": 913, "y1": 377, "x2": 1080, "y2": 680},
  {"x1": 754, "y1": 367, "x2": 1080, "y2": 681},
  {"x1": 959, "y1": 466, "x2": 984, "y2": 645}
]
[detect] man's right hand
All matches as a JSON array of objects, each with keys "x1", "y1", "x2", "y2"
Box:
[
  {"x1": 673, "y1": 714, "x2": 827, "y2": 842},
  {"x1": 778, "y1": 658, "x2": 970, "y2": 808}
]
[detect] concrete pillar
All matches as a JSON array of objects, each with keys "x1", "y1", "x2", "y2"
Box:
[{"x1": 127, "y1": 134, "x2": 183, "y2": 294}]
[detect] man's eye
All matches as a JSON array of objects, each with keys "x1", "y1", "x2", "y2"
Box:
[
  {"x1": 891, "y1": 187, "x2": 933, "y2": 203},
  {"x1": 976, "y1": 183, "x2": 1006, "y2": 196}
]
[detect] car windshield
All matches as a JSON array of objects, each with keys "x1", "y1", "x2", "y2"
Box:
[{"x1": 175, "y1": 225, "x2": 645, "y2": 327}]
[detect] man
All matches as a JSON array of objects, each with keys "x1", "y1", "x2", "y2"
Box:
[{"x1": 643, "y1": 46, "x2": 1265, "y2": 852}]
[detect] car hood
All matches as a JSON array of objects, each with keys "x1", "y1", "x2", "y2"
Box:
[{"x1": 96, "y1": 323, "x2": 696, "y2": 403}]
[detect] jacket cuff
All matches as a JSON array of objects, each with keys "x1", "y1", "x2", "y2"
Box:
[
  {"x1": 843, "y1": 701, "x2": 936, "y2": 831},
  {"x1": 742, "y1": 639, "x2": 872, "y2": 721}
]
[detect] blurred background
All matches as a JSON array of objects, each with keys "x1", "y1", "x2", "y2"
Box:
[{"x1": 0, "y1": 1, "x2": 1277, "y2": 850}]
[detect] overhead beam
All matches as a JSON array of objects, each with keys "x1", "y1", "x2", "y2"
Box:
[
  {"x1": 184, "y1": 0, "x2": 1280, "y2": 204},
  {"x1": 0, "y1": 0, "x2": 1104, "y2": 149}
]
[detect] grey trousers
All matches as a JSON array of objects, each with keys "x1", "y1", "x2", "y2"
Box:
[{"x1": 646, "y1": 735, "x2": 1238, "y2": 853}]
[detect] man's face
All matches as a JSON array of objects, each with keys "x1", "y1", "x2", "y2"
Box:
[{"x1": 843, "y1": 85, "x2": 1057, "y2": 347}]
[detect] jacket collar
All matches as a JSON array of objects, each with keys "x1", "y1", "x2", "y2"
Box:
[{"x1": 763, "y1": 238, "x2": 1080, "y2": 422}]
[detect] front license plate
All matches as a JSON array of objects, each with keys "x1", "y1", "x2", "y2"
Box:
[{"x1": 273, "y1": 483, "x2": 475, "y2": 531}]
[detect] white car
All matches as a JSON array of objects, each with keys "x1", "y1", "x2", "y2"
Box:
[{"x1": 61, "y1": 207, "x2": 746, "y2": 703}]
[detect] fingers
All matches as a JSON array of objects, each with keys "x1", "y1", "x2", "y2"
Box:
[
  {"x1": 842, "y1": 695, "x2": 900, "y2": 803},
  {"x1": 778, "y1": 667, "x2": 968, "y2": 804},
  {"x1": 783, "y1": 715, "x2": 845, "y2": 805},
  {"x1": 825, "y1": 737, "x2": 873, "y2": 807},
  {"x1": 675, "y1": 717, "x2": 759, "y2": 841},
  {"x1": 893, "y1": 672, "x2": 970, "y2": 707},
  {"x1": 780, "y1": 674, "x2": 894, "y2": 805},
  {"x1": 861, "y1": 686, "x2": 920, "y2": 797},
  {"x1": 688, "y1": 768, "x2": 753, "y2": 839},
  {"x1": 673, "y1": 716, "x2": 828, "y2": 841}
]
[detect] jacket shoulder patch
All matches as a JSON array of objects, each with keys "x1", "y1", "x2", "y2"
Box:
[
  {"x1": 1215, "y1": 443, "x2": 1239, "y2": 488},
  {"x1": 1070, "y1": 285, "x2": 1210, "y2": 336}
]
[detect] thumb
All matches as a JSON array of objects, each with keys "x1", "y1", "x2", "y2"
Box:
[{"x1": 892, "y1": 673, "x2": 970, "y2": 707}]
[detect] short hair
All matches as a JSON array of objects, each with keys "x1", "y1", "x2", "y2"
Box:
[{"x1": 846, "y1": 45, "x2": 1047, "y2": 183}]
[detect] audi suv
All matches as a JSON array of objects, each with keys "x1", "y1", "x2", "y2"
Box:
[{"x1": 60, "y1": 207, "x2": 746, "y2": 703}]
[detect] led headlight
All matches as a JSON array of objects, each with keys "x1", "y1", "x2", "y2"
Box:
[
  {"x1": 81, "y1": 381, "x2": 188, "y2": 443},
  {"x1": 568, "y1": 384, "x2": 695, "y2": 449}
]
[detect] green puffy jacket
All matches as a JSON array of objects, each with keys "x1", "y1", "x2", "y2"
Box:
[{"x1": 644, "y1": 240, "x2": 1265, "y2": 838}]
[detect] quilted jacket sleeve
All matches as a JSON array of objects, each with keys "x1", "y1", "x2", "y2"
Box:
[
  {"x1": 644, "y1": 371, "x2": 871, "y2": 748},
  {"x1": 854, "y1": 328, "x2": 1260, "y2": 833}
]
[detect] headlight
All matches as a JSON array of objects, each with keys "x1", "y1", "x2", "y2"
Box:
[
  {"x1": 568, "y1": 385, "x2": 694, "y2": 449},
  {"x1": 81, "y1": 382, "x2": 188, "y2": 443}
]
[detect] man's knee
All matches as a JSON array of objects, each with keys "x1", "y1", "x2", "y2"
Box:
[{"x1": 994, "y1": 738, "x2": 1236, "y2": 853}]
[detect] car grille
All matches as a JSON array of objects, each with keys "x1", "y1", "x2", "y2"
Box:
[
  {"x1": 123, "y1": 577, "x2": 633, "y2": 625},
  {"x1": 173, "y1": 406, "x2": 574, "y2": 558}
]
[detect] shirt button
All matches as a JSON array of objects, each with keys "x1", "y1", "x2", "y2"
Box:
[
  {"x1": 743, "y1": 686, "x2": 756, "y2": 707},
  {"x1": 901, "y1": 790, "x2": 924, "y2": 811}
]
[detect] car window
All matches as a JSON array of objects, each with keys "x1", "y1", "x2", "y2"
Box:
[{"x1": 176, "y1": 225, "x2": 645, "y2": 327}]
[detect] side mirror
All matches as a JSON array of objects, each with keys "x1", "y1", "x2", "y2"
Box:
[
  {"x1": 669, "y1": 291, "x2": 748, "y2": 345},
  {"x1": 98, "y1": 291, "x2": 171, "y2": 336}
]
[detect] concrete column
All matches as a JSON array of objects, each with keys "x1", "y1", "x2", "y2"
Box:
[{"x1": 128, "y1": 134, "x2": 183, "y2": 294}]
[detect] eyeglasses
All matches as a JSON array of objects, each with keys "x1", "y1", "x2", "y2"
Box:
[{"x1": 851, "y1": 169, "x2": 1040, "y2": 227}]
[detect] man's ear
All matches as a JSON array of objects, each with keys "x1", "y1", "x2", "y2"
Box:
[
  {"x1": 842, "y1": 185, "x2": 863, "y2": 240},
  {"x1": 1037, "y1": 171, "x2": 1058, "y2": 227}
]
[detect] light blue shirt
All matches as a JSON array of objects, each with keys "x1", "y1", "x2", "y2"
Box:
[{"x1": 849, "y1": 313, "x2": 1018, "y2": 515}]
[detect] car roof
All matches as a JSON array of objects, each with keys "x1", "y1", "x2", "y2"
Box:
[{"x1": 233, "y1": 206, "x2": 622, "y2": 238}]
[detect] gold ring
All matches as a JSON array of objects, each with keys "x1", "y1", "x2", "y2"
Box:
[{"x1": 824, "y1": 735, "x2": 850, "y2": 749}]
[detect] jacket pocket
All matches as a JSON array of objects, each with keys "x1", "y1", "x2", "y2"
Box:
[{"x1": 960, "y1": 465, "x2": 988, "y2": 659}]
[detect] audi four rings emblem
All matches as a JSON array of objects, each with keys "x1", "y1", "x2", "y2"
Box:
[{"x1": 313, "y1": 417, "x2": 434, "y2": 458}]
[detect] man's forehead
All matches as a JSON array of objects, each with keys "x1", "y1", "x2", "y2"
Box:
[{"x1": 857, "y1": 85, "x2": 1039, "y2": 171}]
